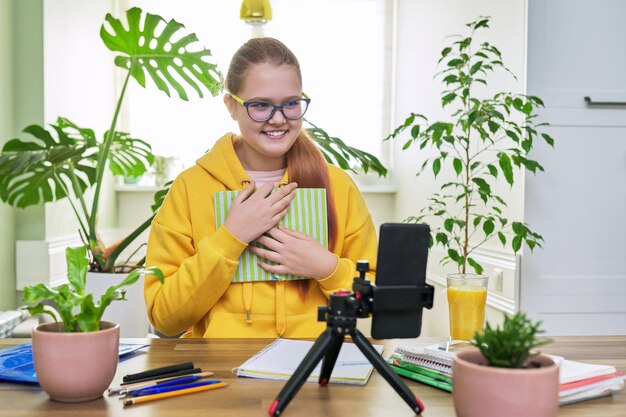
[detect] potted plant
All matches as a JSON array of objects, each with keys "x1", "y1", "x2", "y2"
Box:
[
  {"x1": 22, "y1": 245, "x2": 163, "y2": 402},
  {"x1": 0, "y1": 7, "x2": 386, "y2": 272},
  {"x1": 385, "y1": 16, "x2": 554, "y2": 275},
  {"x1": 0, "y1": 7, "x2": 224, "y2": 338},
  {"x1": 452, "y1": 311, "x2": 558, "y2": 417},
  {"x1": 0, "y1": 8, "x2": 223, "y2": 273}
]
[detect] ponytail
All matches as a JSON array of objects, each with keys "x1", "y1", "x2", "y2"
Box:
[{"x1": 287, "y1": 130, "x2": 338, "y2": 299}]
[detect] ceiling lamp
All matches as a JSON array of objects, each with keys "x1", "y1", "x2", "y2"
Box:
[{"x1": 240, "y1": 0, "x2": 273, "y2": 25}]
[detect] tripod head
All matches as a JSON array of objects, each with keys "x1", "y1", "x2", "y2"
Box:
[{"x1": 317, "y1": 260, "x2": 435, "y2": 339}]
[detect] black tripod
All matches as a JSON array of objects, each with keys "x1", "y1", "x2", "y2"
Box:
[{"x1": 269, "y1": 262, "x2": 434, "y2": 416}]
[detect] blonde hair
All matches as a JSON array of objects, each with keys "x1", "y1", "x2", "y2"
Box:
[{"x1": 227, "y1": 38, "x2": 337, "y2": 299}]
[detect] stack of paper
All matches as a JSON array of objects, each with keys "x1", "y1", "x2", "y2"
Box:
[
  {"x1": 386, "y1": 342, "x2": 468, "y2": 392},
  {"x1": 552, "y1": 356, "x2": 626, "y2": 405},
  {"x1": 387, "y1": 352, "x2": 452, "y2": 392},
  {"x1": 388, "y1": 342, "x2": 626, "y2": 406},
  {"x1": 0, "y1": 311, "x2": 23, "y2": 338},
  {"x1": 235, "y1": 338, "x2": 384, "y2": 386}
]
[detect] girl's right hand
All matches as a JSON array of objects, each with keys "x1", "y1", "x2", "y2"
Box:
[{"x1": 223, "y1": 181, "x2": 298, "y2": 243}]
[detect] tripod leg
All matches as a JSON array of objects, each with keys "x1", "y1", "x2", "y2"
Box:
[
  {"x1": 350, "y1": 329, "x2": 425, "y2": 414},
  {"x1": 318, "y1": 332, "x2": 344, "y2": 385},
  {"x1": 269, "y1": 329, "x2": 335, "y2": 417}
]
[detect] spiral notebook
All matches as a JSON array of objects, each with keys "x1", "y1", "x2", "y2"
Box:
[
  {"x1": 235, "y1": 338, "x2": 383, "y2": 386},
  {"x1": 394, "y1": 346, "x2": 454, "y2": 373}
]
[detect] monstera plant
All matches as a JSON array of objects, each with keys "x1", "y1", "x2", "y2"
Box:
[
  {"x1": 0, "y1": 7, "x2": 386, "y2": 273},
  {"x1": 0, "y1": 8, "x2": 222, "y2": 272}
]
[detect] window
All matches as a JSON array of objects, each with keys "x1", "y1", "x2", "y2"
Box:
[{"x1": 122, "y1": 0, "x2": 391, "y2": 173}]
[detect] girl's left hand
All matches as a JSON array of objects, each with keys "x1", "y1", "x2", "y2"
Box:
[{"x1": 249, "y1": 226, "x2": 338, "y2": 280}]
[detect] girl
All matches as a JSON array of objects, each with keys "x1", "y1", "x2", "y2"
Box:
[{"x1": 145, "y1": 37, "x2": 377, "y2": 338}]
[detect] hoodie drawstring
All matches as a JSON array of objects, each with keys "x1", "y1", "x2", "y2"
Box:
[
  {"x1": 275, "y1": 281, "x2": 286, "y2": 336},
  {"x1": 243, "y1": 282, "x2": 253, "y2": 323}
]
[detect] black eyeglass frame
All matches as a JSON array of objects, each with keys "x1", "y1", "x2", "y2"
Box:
[{"x1": 228, "y1": 92, "x2": 311, "y2": 122}]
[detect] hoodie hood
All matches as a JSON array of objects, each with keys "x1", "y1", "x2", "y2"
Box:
[{"x1": 196, "y1": 133, "x2": 248, "y2": 190}]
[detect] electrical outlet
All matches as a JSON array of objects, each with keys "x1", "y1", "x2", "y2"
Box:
[{"x1": 494, "y1": 268, "x2": 503, "y2": 292}]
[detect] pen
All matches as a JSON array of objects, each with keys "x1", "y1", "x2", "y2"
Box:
[
  {"x1": 109, "y1": 371, "x2": 214, "y2": 395},
  {"x1": 123, "y1": 362, "x2": 194, "y2": 383},
  {"x1": 119, "y1": 367, "x2": 203, "y2": 386},
  {"x1": 123, "y1": 381, "x2": 229, "y2": 406},
  {"x1": 130, "y1": 379, "x2": 222, "y2": 397}
]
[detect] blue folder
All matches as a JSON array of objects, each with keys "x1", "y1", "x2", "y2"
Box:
[{"x1": 0, "y1": 342, "x2": 147, "y2": 383}]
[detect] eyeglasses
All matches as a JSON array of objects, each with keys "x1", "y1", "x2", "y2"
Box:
[{"x1": 228, "y1": 92, "x2": 311, "y2": 122}]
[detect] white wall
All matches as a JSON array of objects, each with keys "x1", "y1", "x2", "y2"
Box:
[{"x1": 393, "y1": 0, "x2": 528, "y2": 336}]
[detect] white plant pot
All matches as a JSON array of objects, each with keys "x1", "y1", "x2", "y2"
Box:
[{"x1": 86, "y1": 272, "x2": 150, "y2": 338}]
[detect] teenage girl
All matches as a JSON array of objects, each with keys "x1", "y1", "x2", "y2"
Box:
[{"x1": 145, "y1": 37, "x2": 377, "y2": 338}]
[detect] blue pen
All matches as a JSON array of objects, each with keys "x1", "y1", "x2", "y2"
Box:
[
  {"x1": 124, "y1": 375, "x2": 203, "y2": 396},
  {"x1": 131, "y1": 380, "x2": 222, "y2": 397}
]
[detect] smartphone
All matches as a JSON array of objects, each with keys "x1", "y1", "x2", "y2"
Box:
[{"x1": 371, "y1": 223, "x2": 431, "y2": 339}]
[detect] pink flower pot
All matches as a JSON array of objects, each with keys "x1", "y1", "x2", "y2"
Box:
[
  {"x1": 452, "y1": 349, "x2": 559, "y2": 417},
  {"x1": 32, "y1": 321, "x2": 120, "y2": 402}
]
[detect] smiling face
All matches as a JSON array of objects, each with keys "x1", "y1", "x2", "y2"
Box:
[{"x1": 225, "y1": 63, "x2": 303, "y2": 172}]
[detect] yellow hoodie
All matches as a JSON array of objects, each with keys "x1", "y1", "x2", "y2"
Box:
[{"x1": 145, "y1": 133, "x2": 378, "y2": 338}]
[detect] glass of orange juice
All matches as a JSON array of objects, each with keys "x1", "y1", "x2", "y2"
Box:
[{"x1": 446, "y1": 274, "x2": 488, "y2": 340}]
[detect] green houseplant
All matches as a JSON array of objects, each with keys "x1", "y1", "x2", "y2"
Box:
[
  {"x1": 471, "y1": 311, "x2": 552, "y2": 368},
  {"x1": 23, "y1": 245, "x2": 163, "y2": 402},
  {"x1": 0, "y1": 7, "x2": 386, "y2": 275},
  {"x1": 452, "y1": 312, "x2": 558, "y2": 417},
  {"x1": 23, "y1": 246, "x2": 163, "y2": 333},
  {"x1": 0, "y1": 8, "x2": 223, "y2": 273},
  {"x1": 385, "y1": 17, "x2": 554, "y2": 275}
]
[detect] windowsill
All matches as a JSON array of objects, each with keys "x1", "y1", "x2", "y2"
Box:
[
  {"x1": 358, "y1": 185, "x2": 396, "y2": 194},
  {"x1": 114, "y1": 172, "x2": 398, "y2": 195},
  {"x1": 114, "y1": 184, "x2": 162, "y2": 193},
  {"x1": 350, "y1": 170, "x2": 396, "y2": 195}
]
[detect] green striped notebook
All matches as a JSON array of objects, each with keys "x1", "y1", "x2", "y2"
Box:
[{"x1": 214, "y1": 188, "x2": 328, "y2": 282}]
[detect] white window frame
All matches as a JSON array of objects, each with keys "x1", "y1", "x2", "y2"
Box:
[{"x1": 119, "y1": 0, "x2": 395, "y2": 181}]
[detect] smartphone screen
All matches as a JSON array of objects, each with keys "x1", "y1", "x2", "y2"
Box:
[{"x1": 371, "y1": 223, "x2": 430, "y2": 339}]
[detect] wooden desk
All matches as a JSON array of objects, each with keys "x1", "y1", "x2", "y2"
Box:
[{"x1": 0, "y1": 336, "x2": 624, "y2": 417}]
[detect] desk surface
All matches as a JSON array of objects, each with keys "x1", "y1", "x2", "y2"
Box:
[{"x1": 0, "y1": 336, "x2": 624, "y2": 417}]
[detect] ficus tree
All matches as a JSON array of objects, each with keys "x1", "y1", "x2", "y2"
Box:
[{"x1": 385, "y1": 17, "x2": 554, "y2": 275}]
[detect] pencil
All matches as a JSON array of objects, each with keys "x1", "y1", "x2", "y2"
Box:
[{"x1": 123, "y1": 381, "x2": 228, "y2": 406}]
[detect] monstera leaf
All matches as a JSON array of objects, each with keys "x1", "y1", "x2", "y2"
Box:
[
  {"x1": 100, "y1": 7, "x2": 223, "y2": 100},
  {"x1": 0, "y1": 118, "x2": 153, "y2": 209},
  {"x1": 305, "y1": 120, "x2": 388, "y2": 177},
  {"x1": 107, "y1": 131, "x2": 154, "y2": 178},
  {"x1": 57, "y1": 118, "x2": 153, "y2": 179},
  {"x1": 0, "y1": 119, "x2": 98, "y2": 208}
]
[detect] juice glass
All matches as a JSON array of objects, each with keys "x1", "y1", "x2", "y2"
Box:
[{"x1": 446, "y1": 274, "x2": 488, "y2": 341}]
